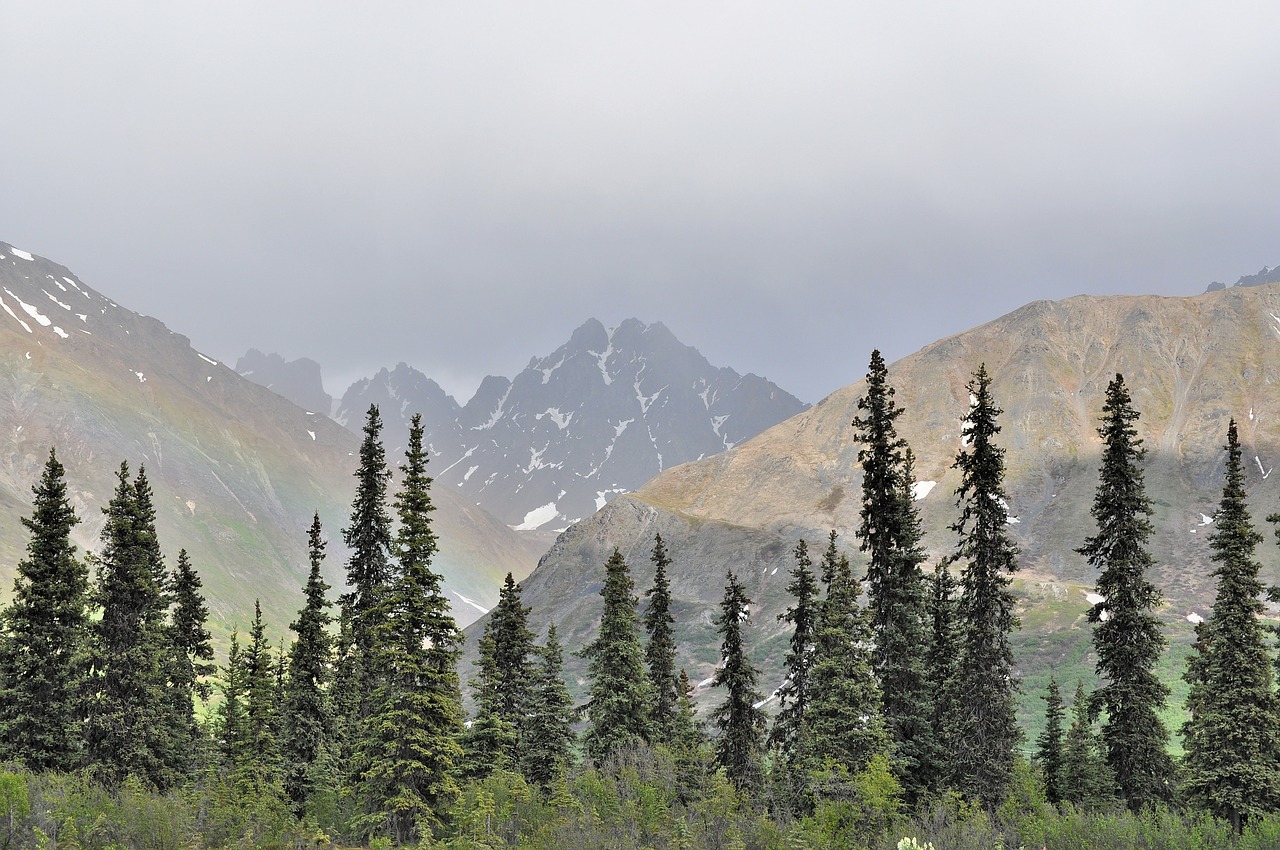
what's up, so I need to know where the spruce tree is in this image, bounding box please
[1034,676,1065,805]
[672,668,707,802]
[853,351,932,798]
[770,539,819,773]
[0,448,89,772]
[581,548,654,763]
[923,560,961,793]
[1061,682,1114,809]
[808,532,890,774]
[521,625,576,791]
[85,462,175,789]
[644,533,680,739]
[1078,373,1171,809]
[217,629,248,767]
[1181,420,1280,830]
[242,600,285,795]
[167,549,214,773]
[353,414,464,844]
[949,365,1021,804]
[283,514,335,811]
[341,404,394,712]
[466,572,534,774]
[712,571,765,795]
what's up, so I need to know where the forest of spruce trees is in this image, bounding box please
[6,357,1280,848]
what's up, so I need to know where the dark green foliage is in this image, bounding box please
[1078,373,1171,809]
[217,629,247,766]
[808,532,891,775]
[282,513,335,812]
[1182,420,1280,830]
[467,571,535,776]
[770,539,819,774]
[924,559,961,793]
[672,668,707,796]
[582,548,654,764]
[711,571,765,795]
[341,404,394,710]
[84,463,176,789]
[522,625,577,790]
[853,350,933,800]
[0,449,88,772]
[352,414,464,843]
[166,549,214,772]
[1062,681,1115,809]
[328,605,362,769]
[241,600,285,796]
[1034,676,1065,804]
[950,365,1021,805]
[644,533,680,739]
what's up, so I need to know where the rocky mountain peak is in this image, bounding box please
[335,318,808,532]
[234,349,332,415]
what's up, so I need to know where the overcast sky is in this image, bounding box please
[5,3,1280,404]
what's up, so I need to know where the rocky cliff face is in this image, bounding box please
[234,349,333,415]
[478,285,1280,708]
[337,318,808,531]
[0,241,543,634]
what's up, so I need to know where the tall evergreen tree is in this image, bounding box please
[770,539,819,772]
[283,513,335,811]
[167,549,214,772]
[808,533,890,774]
[1061,682,1114,809]
[1034,676,1066,805]
[923,560,961,793]
[1078,374,1171,809]
[217,629,248,767]
[84,462,175,789]
[521,625,576,791]
[242,600,284,795]
[341,404,394,711]
[353,414,464,844]
[0,448,89,772]
[1182,420,1280,830]
[644,533,680,739]
[581,548,654,763]
[466,572,535,775]
[949,365,1021,804]
[853,351,932,798]
[712,571,765,795]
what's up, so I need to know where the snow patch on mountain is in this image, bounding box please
[515,502,559,531]
[5,289,52,327]
[912,480,937,500]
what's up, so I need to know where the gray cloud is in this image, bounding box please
[5,2,1280,404]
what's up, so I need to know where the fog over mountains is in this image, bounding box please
[0,241,544,632]
[242,318,807,532]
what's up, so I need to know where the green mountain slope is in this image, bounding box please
[471,285,1280,734]
[0,241,544,638]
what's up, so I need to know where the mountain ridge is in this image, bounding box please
[0,241,543,635]
[469,283,1280,715]
[334,316,808,531]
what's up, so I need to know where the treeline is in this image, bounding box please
[3,355,1280,848]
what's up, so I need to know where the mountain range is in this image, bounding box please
[13,232,1280,740]
[479,284,1280,721]
[330,318,808,532]
[0,241,544,635]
